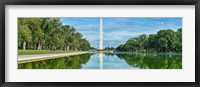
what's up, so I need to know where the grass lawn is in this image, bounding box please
[18,50,77,55]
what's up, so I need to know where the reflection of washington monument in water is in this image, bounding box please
[99,53,103,69]
[99,17,103,69]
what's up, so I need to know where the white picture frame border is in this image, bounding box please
[5,5,195,82]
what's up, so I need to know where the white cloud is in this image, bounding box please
[104,30,150,40]
[154,21,174,29]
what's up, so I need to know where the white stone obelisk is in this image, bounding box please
[99,17,103,50]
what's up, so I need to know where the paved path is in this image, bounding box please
[18,51,91,64]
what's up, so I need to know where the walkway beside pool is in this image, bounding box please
[18,51,92,64]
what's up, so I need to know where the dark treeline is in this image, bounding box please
[104,46,115,51]
[18,18,90,51]
[116,28,182,53]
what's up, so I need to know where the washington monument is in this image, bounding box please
[99,17,103,50]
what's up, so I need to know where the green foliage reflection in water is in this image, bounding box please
[19,53,182,69]
[18,54,91,69]
[115,53,182,69]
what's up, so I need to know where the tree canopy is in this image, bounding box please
[18,18,91,51]
[116,28,182,53]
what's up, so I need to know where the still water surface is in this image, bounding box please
[18,53,182,69]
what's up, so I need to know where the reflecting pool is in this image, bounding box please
[18,53,182,69]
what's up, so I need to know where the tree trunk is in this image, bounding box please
[62,45,65,50]
[51,45,54,50]
[23,41,26,50]
[52,45,57,50]
[67,46,69,51]
[54,47,57,50]
[37,43,42,50]
[61,46,64,50]
[40,40,46,50]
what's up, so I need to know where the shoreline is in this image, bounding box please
[18,51,182,64]
[113,52,182,54]
[18,51,92,64]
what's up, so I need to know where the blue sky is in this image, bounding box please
[60,18,182,48]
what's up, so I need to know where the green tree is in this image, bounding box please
[18,18,91,51]
[175,28,182,52]
[18,24,32,50]
[116,28,182,53]
[18,19,32,50]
